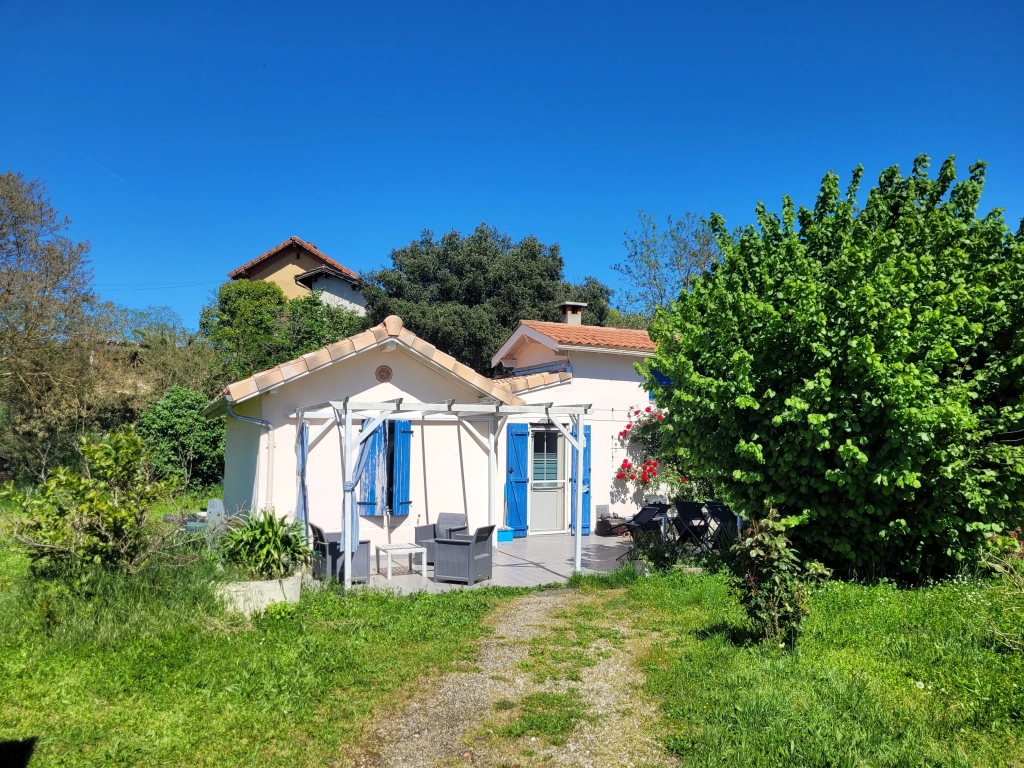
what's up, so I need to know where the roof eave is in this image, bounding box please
[555,344,656,357]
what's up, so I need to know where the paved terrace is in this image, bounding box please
[361,534,631,594]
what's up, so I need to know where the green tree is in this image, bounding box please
[645,155,1024,577]
[199,281,364,383]
[0,172,101,476]
[613,211,721,318]
[362,224,619,373]
[137,386,224,488]
[199,280,291,383]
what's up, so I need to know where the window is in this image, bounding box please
[532,431,560,482]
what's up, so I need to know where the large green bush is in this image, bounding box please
[0,429,168,580]
[646,155,1024,576]
[137,385,224,488]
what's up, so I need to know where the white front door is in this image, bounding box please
[530,429,565,532]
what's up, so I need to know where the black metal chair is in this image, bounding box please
[704,502,740,549]
[433,525,495,585]
[627,501,671,537]
[672,501,710,552]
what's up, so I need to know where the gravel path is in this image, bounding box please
[346,589,675,768]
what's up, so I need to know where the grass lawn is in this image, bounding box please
[575,569,1024,767]
[0,541,523,767]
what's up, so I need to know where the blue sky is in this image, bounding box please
[2,0,1021,327]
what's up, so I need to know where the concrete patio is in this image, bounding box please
[360,533,631,593]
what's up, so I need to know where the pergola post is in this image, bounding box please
[573,412,585,572]
[342,405,353,591]
[487,416,496,550]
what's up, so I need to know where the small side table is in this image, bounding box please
[375,543,427,585]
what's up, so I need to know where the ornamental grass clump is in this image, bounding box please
[729,507,830,642]
[219,510,311,580]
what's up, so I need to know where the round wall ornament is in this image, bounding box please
[375,365,393,383]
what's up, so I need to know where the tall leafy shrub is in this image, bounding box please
[0,429,168,580]
[137,386,224,488]
[646,155,1024,576]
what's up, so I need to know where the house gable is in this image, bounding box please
[228,236,361,301]
[205,315,523,414]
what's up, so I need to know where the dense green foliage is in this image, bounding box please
[729,509,830,640]
[362,224,621,373]
[0,429,168,580]
[137,386,224,488]
[574,568,1024,767]
[647,155,1024,576]
[0,541,521,767]
[200,280,365,382]
[219,510,311,580]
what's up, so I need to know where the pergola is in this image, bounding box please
[291,398,592,589]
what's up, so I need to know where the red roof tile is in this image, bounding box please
[520,321,655,352]
[227,236,360,282]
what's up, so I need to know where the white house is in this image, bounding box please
[205,304,654,550]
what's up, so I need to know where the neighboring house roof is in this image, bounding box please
[205,316,523,413]
[294,264,360,289]
[491,320,655,368]
[227,236,361,282]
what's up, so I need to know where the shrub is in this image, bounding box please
[729,508,830,641]
[137,385,224,488]
[645,154,1024,576]
[219,510,311,580]
[0,428,171,581]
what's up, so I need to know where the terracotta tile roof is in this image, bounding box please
[227,236,360,282]
[493,370,573,394]
[519,321,656,352]
[210,316,523,408]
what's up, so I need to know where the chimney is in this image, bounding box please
[557,301,588,325]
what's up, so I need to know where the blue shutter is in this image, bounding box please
[391,420,413,516]
[505,424,529,537]
[357,423,384,516]
[571,424,592,535]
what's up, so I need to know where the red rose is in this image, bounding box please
[656,414,664,421]
[652,470,657,476]
[645,406,652,413]
[621,459,629,468]
[680,476,687,483]
[653,461,659,467]
[616,472,626,479]
[630,474,636,480]
[626,423,632,429]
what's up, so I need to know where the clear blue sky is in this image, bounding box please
[2,0,1021,327]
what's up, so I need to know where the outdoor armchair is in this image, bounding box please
[310,523,370,583]
[433,525,495,585]
[414,513,468,565]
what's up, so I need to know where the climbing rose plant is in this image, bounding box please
[644,154,1024,577]
[614,404,702,499]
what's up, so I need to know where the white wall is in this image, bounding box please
[223,397,263,515]
[224,346,495,551]
[309,279,368,316]
[496,350,651,524]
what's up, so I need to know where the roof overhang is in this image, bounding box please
[491,324,558,368]
[295,265,360,289]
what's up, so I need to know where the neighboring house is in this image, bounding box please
[205,303,653,551]
[227,236,367,315]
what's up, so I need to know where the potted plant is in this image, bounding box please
[217,510,312,616]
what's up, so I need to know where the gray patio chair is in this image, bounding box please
[309,523,370,583]
[433,525,495,585]
[413,513,468,565]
